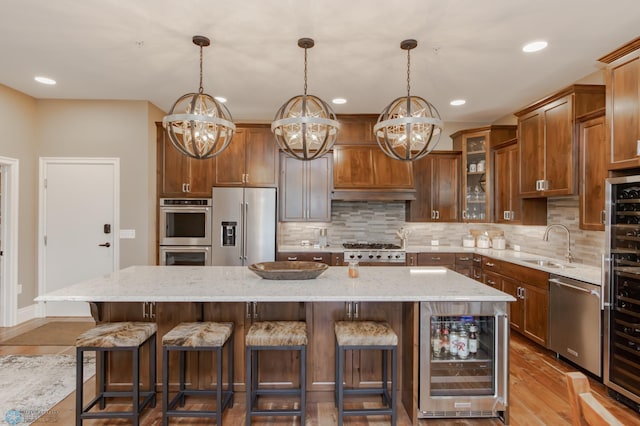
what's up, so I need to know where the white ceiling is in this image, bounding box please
[1,0,639,123]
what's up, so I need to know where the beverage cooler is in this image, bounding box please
[604,175,640,410]
[419,301,509,422]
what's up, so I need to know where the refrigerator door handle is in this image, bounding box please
[244,202,249,260]
[239,202,244,260]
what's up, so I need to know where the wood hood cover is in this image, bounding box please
[332,146,416,201]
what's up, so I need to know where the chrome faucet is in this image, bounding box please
[542,224,573,263]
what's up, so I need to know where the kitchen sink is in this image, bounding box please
[522,259,574,269]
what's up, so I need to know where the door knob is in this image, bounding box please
[99,242,111,247]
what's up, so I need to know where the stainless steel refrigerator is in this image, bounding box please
[604,175,640,411]
[211,187,276,266]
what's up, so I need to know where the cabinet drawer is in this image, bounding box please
[483,270,502,290]
[417,253,456,266]
[482,257,549,289]
[276,252,331,265]
[455,253,473,265]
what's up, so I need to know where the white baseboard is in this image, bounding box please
[16,304,39,324]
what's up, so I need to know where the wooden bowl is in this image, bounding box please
[248,261,328,280]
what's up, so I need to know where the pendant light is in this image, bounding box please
[162,35,235,160]
[374,39,443,162]
[272,38,340,161]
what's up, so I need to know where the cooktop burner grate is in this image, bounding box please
[342,243,402,250]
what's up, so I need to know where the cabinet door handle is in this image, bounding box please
[245,174,249,184]
[521,287,526,299]
[474,271,481,279]
[345,302,352,320]
[435,210,440,219]
[245,302,252,319]
[601,210,606,224]
[503,210,509,220]
[487,279,496,286]
[353,302,359,320]
[252,301,259,319]
[149,302,155,319]
[485,262,495,267]
[287,256,298,261]
[431,257,441,261]
[473,257,481,263]
[409,257,415,266]
[142,302,148,319]
[312,256,323,261]
[431,210,436,219]
[458,257,470,261]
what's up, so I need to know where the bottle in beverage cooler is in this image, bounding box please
[458,329,469,359]
[449,323,459,356]
[441,324,450,356]
[469,325,478,356]
[431,323,441,358]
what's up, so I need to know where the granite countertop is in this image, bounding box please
[277,245,602,285]
[34,265,514,303]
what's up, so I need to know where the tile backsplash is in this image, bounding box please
[278,196,605,267]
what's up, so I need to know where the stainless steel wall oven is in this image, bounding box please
[159,246,211,266]
[159,198,212,246]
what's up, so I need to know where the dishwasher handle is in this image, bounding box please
[549,278,600,297]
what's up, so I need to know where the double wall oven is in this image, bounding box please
[159,198,212,266]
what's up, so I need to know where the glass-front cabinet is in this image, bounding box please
[452,126,517,224]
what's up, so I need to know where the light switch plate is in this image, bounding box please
[120,229,136,239]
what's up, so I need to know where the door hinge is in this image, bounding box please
[44,235,47,246]
[44,178,47,189]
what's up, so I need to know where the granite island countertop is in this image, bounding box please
[34,265,515,303]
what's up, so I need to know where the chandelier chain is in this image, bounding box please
[303,47,308,96]
[198,44,204,94]
[406,48,411,98]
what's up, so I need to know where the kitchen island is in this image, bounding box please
[36,265,514,424]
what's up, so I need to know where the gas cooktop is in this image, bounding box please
[342,243,402,250]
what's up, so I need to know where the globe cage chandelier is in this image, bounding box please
[162,35,236,160]
[271,38,340,161]
[374,39,443,162]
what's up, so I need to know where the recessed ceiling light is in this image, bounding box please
[450,99,466,106]
[332,98,347,105]
[522,41,548,53]
[34,76,56,85]
[214,96,227,103]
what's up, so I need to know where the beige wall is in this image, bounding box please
[0,87,162,310]
[0,84,39,308]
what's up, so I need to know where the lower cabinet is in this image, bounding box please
[480,258,549,347]
[276,251,331,265]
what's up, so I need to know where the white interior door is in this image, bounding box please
[39,158,119,317]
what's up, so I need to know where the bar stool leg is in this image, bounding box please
[98,350,106,409]
[392,347,397,426]
[162,346,169,426]
[150,333,157,408]
[337,345,345,426]
[228,333,234,408]
[300,345,306,425]
[245,346,252,426]
[76,348,83,426]
[132,346,140,426]
[382,349,389,405]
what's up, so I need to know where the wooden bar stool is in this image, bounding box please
[245,321,307,425]
[162,322,234,425]
[75,322,157,426]
[334,320,398,426]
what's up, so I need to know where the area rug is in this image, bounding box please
[0,321,95,346]
[0,354,95,425]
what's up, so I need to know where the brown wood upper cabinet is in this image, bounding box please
[406,152,460,222]
[214,125,278,187]
[335,114,377,145]
[492,139,546,225]
[515,85,605,198]
[598,37,640,170]
[452,126,517,223]
[579,110,606,230]
[157,122,216,197]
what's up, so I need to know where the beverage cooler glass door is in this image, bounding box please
[419,301,508,420]
[604,175,640,406]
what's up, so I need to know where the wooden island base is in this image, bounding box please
[91,301,421,423]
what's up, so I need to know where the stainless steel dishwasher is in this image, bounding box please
[549,275,602,377]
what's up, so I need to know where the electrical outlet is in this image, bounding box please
[513,245,521,252]
[17,284,22,294]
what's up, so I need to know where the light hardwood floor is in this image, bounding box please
[1,318,639,425]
